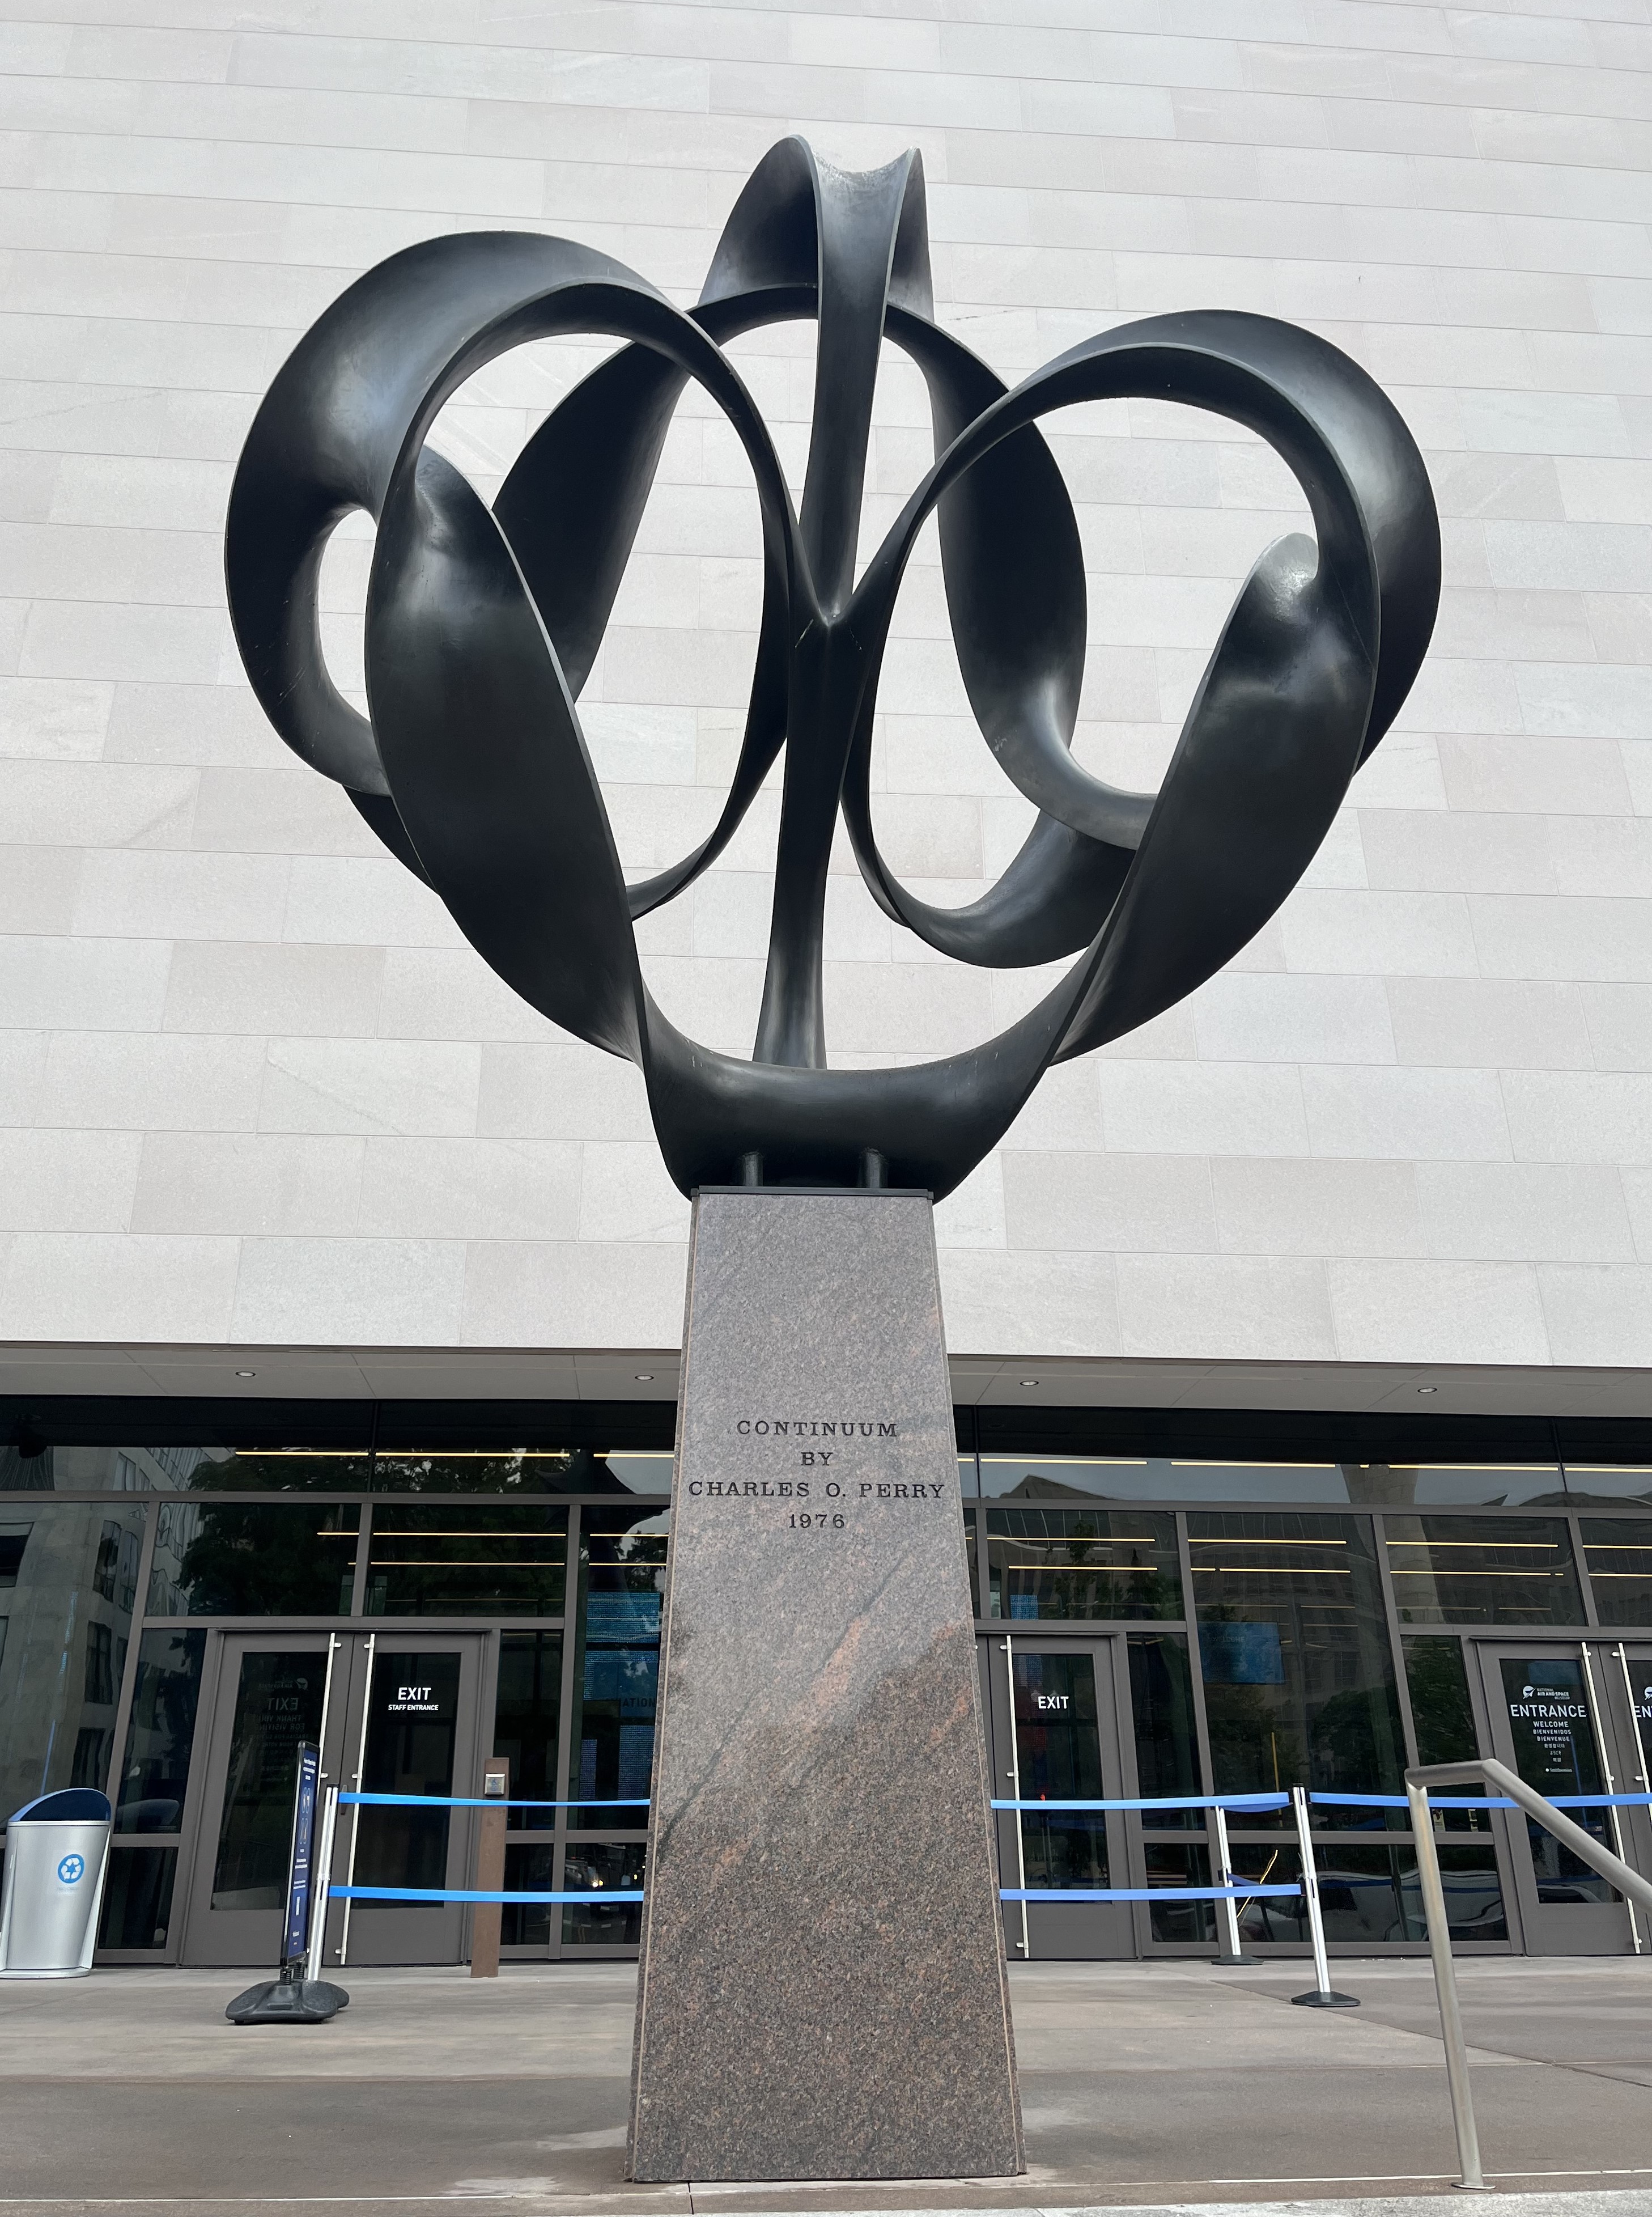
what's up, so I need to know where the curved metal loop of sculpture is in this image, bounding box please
[226,137,1440,1199]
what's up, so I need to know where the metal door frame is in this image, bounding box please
[315,1628,490,1971]
[175,1630,342,1968]
[982,1629,1138,1962]
[1470,1636,1636,1956]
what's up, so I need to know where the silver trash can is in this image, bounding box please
[0,1788,113,1978]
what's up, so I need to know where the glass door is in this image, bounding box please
[1591,1639,1652,1919]
[180,1633,343,1966]
[1475,1643,1636,1955]
[984,1635,1133,1960]
[324,1633,487,1969]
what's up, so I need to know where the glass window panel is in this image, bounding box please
[149,1502,357,1617]
[1318,1847,1417,1945]
[1145,1841,1213,1943]
[963,1507,977,1615]
[354,1650,461,1899]
[1230,1843,1480,1948]
[9,1445,235,1493]
[957,1455,979,1498]
[1581,1519,1652,1625]
[495,1631,562,1832]
[1128,1632,1202,1827]
[210,1651,328,1909]
[369,1449,671,1494]
[98,1846,179,1951]
[0,1442,55,1491]
[1190,1512,1406,1800]
[988,1508,1179,1621]
[366,1505,567,1617]
[983,1458,1346,1503]
[1425,1846,1509,1943]
[570,1508,666,1826]
[562,1842,645,1945]
[1233,1842,1305,1940]
[0,1499,146,1817]
[1354,1466,1565,1508]
[1564,1467,1652,1508]
[115,1629,206,1833]
[1402,1635,1493,1833]
[1385,1515,1582,1626]
[976,1458,1568,1508]
[502,1842,555,1946]
[182,1448,373,1492]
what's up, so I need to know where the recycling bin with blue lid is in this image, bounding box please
[0,1788,112,1977]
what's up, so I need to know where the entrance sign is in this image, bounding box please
[627,1191,1022,2181]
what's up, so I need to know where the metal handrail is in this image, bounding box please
[1407,1757,1652,2190]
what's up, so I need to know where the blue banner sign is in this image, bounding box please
[282,1741,320,1969]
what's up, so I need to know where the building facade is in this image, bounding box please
[4,0,1652,1965]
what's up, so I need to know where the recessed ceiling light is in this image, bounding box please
[1416,1385,1437,1395]
[1019,1378,1039,1387]
[635,1373,654,1382]
[235,1370,256,1379]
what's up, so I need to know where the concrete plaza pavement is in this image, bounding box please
[0,1957,1649,2214]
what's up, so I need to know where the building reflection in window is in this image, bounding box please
[1385,1515,1582,1626]
[494,1630,562,1834]
[1580,1520,1652,1625]
[1562,1467,1652,1507]
[563,1842,646,1946]
[114,1628,206,1833]
[568,1507,666,1837]
[1190,1512,1405,1801]
[0,1499,146,1818]
[987,1508,1179,1621]
[1349,1466,1564,1508]
[1130,1631,1211,1937]
[1230,1842,1505,1945]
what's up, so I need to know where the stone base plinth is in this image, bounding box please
[625,1189,1023,2182]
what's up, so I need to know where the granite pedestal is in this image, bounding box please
[626,1189,1023,2183]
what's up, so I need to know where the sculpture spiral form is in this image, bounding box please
[226,138,1440,1200]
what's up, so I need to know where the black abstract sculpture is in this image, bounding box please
[227,139,1439,1200]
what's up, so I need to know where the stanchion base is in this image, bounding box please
[226,1978,349,2024]
[1216,1953,1265,1966]
[1290,1988,1360,2009]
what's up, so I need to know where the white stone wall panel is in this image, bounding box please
[1,0,1649,1372]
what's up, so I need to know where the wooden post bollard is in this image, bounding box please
[470,1756,510,1978]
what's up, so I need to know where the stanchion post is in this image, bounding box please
[1406,1780,1489,2191]
[470,1757,511,1978]
[306,1784,339,1983]
[1289,1785,1358,2009]
[1210,1801,1259,1966]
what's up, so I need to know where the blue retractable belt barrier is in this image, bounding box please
[1310,1790,1652,1811]
[332,1885,644,1904]
[991,1792,1289,1813]
[1001,1883,1301,1903]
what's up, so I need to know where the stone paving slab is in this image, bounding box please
[2,1962,1651,2209]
